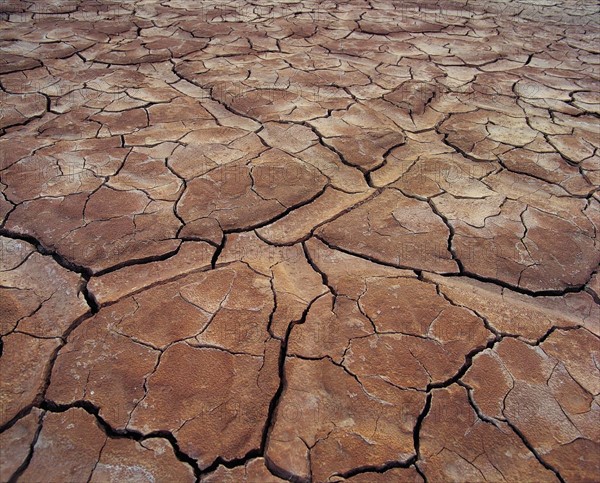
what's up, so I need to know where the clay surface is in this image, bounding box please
[0,0,598,481]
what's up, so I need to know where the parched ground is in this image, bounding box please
[0,0,599,481]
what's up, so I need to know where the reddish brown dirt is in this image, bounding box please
[1,1,599,481]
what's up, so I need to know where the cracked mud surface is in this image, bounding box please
[0,0,599,481]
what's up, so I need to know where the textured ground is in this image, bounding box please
[0,0,599,482]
